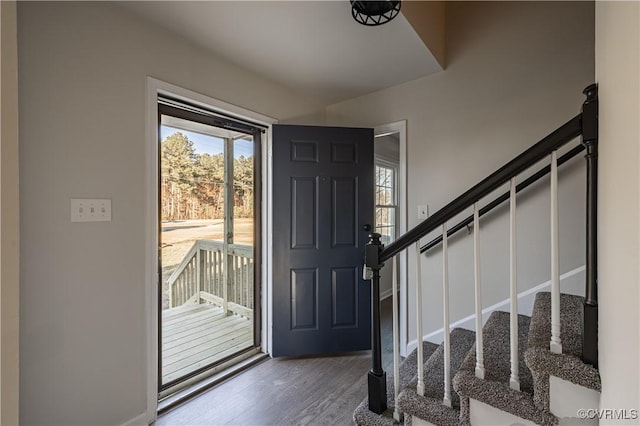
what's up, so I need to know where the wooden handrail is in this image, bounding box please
[420,144,586,254]
[378,113,582,264]
[167,241,202,285]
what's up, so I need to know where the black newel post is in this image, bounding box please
[582,83,598,368]
[365,232,387,414]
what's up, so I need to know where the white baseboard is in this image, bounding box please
[119,412,148,426]
[380,288,393,301]
[406,265,585,353]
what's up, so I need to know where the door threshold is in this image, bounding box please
[158,349,268,415]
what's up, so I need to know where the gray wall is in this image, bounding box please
[17,2,320,425]
[326,1,595,345]
[1,1,20,424]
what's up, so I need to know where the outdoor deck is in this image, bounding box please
[161,303,253,385]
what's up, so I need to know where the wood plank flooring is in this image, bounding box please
[162,304,253,385]
[156,297,394,425]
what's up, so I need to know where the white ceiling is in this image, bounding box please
[119,1,442,105]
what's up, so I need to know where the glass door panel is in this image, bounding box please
[159,110,256,392]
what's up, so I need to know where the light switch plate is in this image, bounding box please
[71,198,112,222]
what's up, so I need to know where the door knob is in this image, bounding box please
[362,224,372,232]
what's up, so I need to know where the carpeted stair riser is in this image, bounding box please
[397,328,476,426]
[525,292,601,412]
[353,341,439,426]
[453,311,558,425]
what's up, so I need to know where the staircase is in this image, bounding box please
[355,85,600,425]
[354,292,601,425]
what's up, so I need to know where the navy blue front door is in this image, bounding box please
[272,124,374,357]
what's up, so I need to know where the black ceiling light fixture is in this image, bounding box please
[350,1,401,27]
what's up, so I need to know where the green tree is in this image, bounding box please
[233,155,254,218]
[160,131,255,221]
[161,132,197,220]
[195,153,225,219]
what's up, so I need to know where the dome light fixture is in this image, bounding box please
[350,1,401,27]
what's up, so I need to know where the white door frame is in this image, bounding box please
[145,77,276,422]
[374,120,409,356]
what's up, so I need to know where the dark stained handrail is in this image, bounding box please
[378,114,582,264]
[420,144,586,254]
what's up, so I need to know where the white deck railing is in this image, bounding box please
[167,240,253,318]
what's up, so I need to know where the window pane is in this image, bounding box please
[375,206,396,243]
[375,162,397,242]
[383,187,391,205]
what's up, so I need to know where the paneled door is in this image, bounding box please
[272,125,374,356]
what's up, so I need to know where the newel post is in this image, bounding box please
[582,83,598,368]
[365,232,387,414]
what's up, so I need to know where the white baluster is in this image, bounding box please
[392,256,401,422]
[442,222,452,407]
[474,203,485,379]
[415,241,425,396]
[550,151,563,354]
[509,178,520,391]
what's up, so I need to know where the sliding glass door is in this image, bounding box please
[158,100,261,393]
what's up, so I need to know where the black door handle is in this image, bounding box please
[362,224,372,232]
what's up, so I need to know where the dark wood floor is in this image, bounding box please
[156,297,395,426]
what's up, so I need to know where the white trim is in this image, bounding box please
[374,120,408,356]
[406,265,586,351]
[469,399,537,426]
[374,155,399,171]
[549,375,600,421]
[119,412,148,426]
[145,78,159,424]
[411,415,437,426]
[380,288,393,301]
[145,77,276,421]
[264,114,275,356]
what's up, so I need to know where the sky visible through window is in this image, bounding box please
[161,125,253,158]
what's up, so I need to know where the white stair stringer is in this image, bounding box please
[549,375,600,424]
[410,415,437,426]
[469,398,537,426]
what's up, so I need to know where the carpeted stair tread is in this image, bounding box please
[397,391,461,426]
[354,341,439,426]
[457,311,534,393]
[401,341,440,389]
[397,328,476,426]
[525,292,601,411]
[454,311,557,425]
[527,292,584,357]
